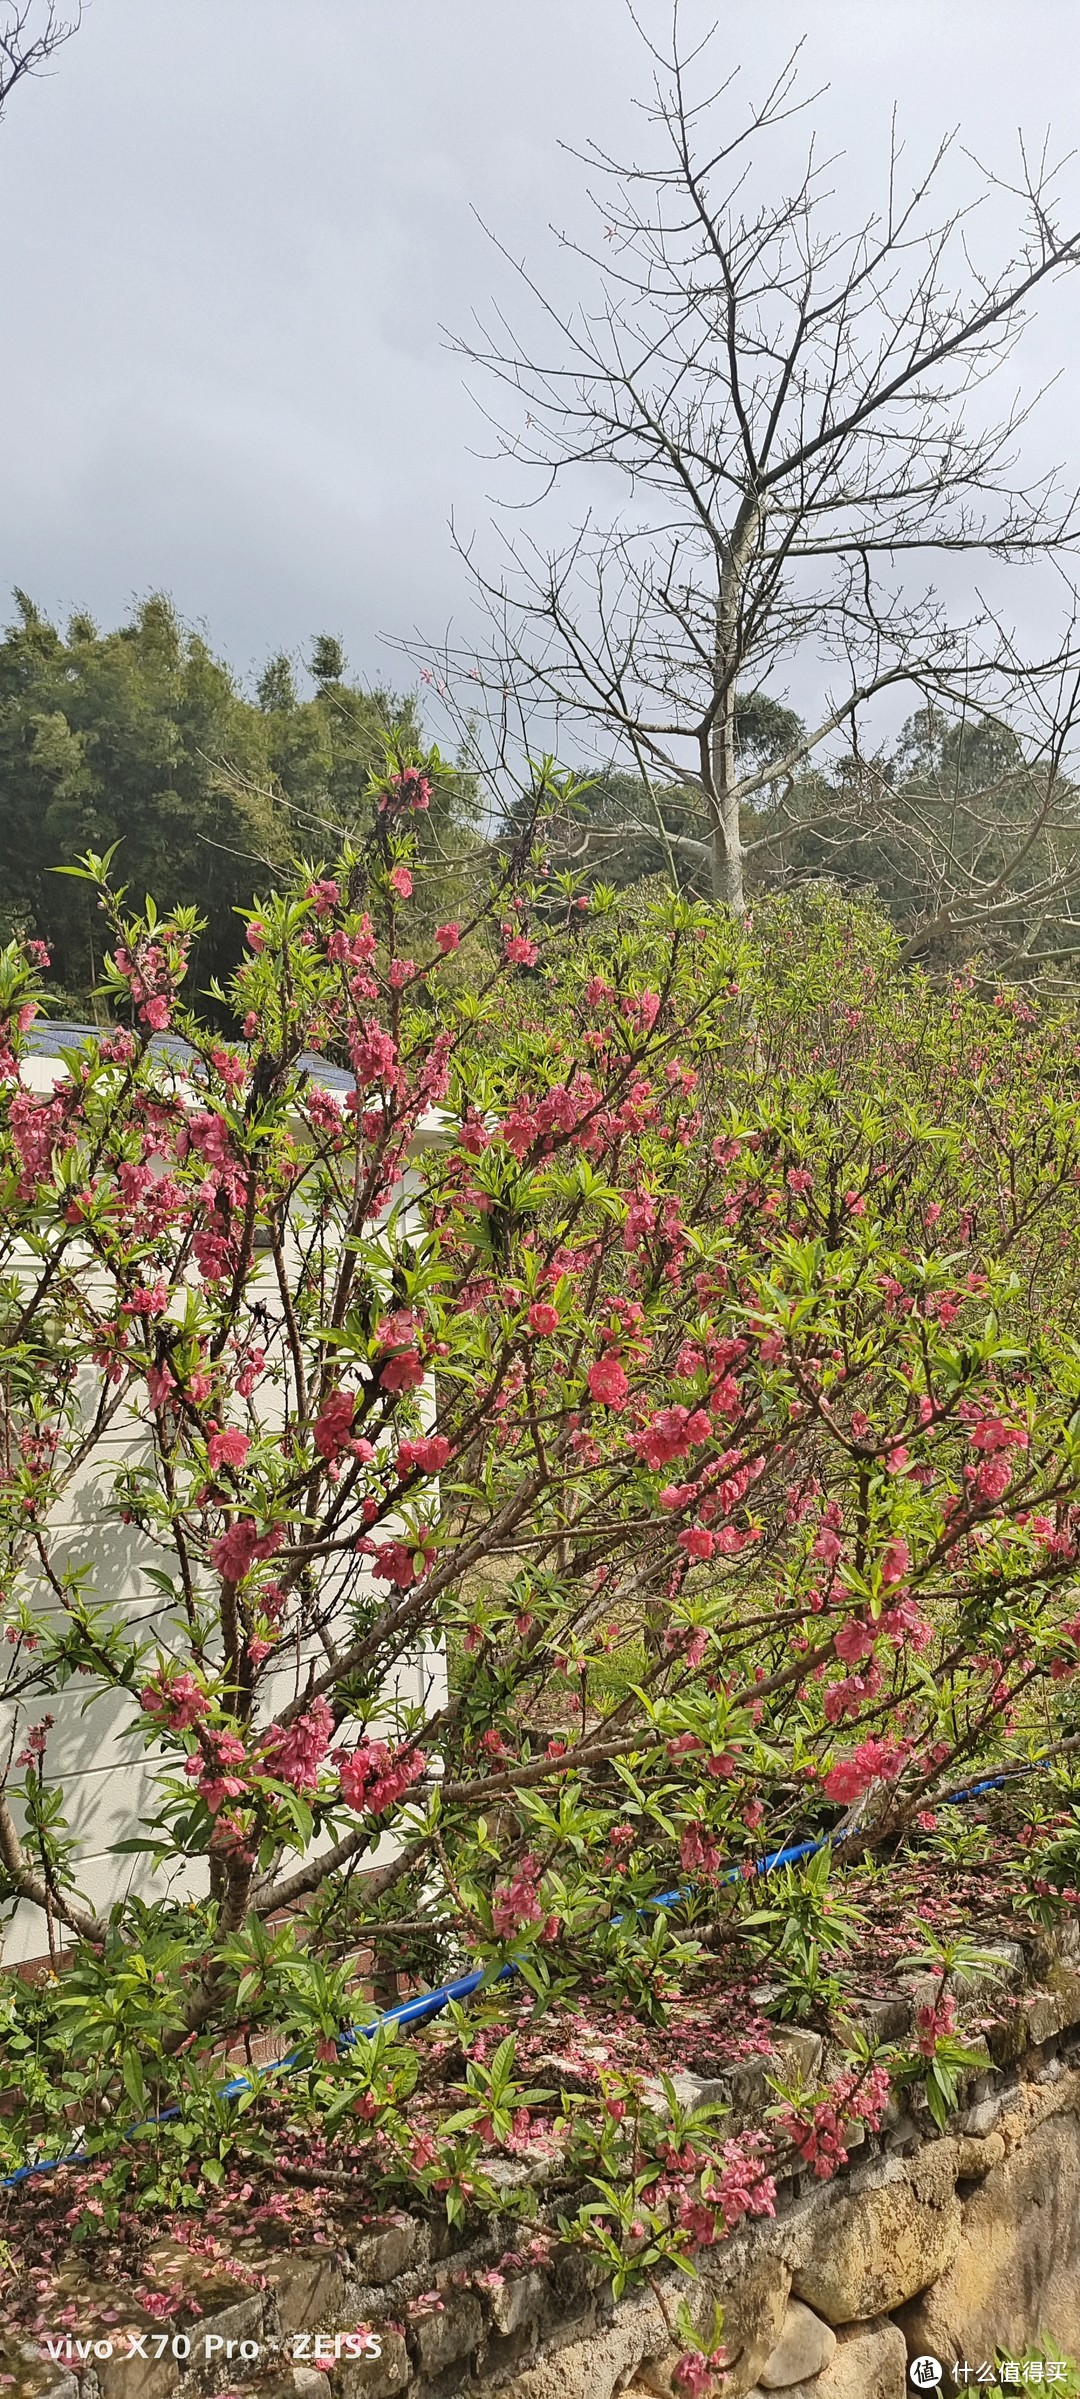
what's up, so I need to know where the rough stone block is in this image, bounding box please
[410,2291,483,2377]
[758,2298,836,2388]
[0,2347,80,2399]
[839,1994,911,2045]
[741,2313,906,2399]
[955,2132,1005,2179]
[334,2329,410,2399]
[663,2254,791,2399]
[198,2295,266,2356]
[348,2215,423,2286]
[141,2240,257,2323]
[896,2107,1080,2370]
[489,2269,549,2338]
[642,2071,729,2120]
[263,2255,345,2336]
[956,2094,1002,2137]
[791,2163,961,2323]
[97,2349,180,2399]
[499,2294,669,2399]
[771,2030,823,2085]
[262,2371,331,2399]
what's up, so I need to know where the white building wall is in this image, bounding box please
[0,1048,446,1965]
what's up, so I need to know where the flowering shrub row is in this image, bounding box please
[1,762,1080,2293]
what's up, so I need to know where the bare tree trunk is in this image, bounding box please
[707,500,761,910]
[709,674,743,909]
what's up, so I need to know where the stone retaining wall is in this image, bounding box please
[8,1923,1080,2399]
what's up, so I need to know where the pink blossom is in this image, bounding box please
[672,2355,719,2398]
[15,1714,53,1767]
[588,1353,629,1409]
[974,1453,1013,1502]
[633,1405,712,1472]
[915,1993,956,2057]
[527,1302,560,1336]
[208,1428,250,1473]
[622,990,661,1034]
[397,1434,451,1474]
[146,1362,177,1409]
[314,1389,358,1461]
[679,1824,723,1880]
[504,934,540,968]
[388,866,413,899]
[879,1538,910,1586]
[127,1281,168,1318]
[678,1526,715,1562]
[880,1594,933,1651]
[141,1672,208,1732]
[833,1618,875,1665]
[969,1415,1027,1454]
[371,1533,434,1589]
[435,922,461,954]
[379,1345,425,1395]
[261,1698,335,1793]
[350,1021,398,1086]
[209,1518,283,1583]
[337,1740,426,1815]
[492,1852,546,1938]
[824,1737,905,1804]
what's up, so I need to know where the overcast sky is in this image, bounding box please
[3,0,1080,709]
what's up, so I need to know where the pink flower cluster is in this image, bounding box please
[634,1405,712,1472]
[588,1353,629,1409]
[261,1697,335,1793]
[207,1427,250,1474]
[15,1714,54,1767]
[379,766,431,814]
[397,1434,451,1474]
[140,1671,209,1732]
[369,1529,434,1589]
[492,1851,558,1941]
[337,1740,426,1815]
[313,1389,375,1464]
[915,1992,957,2057]
[208,1518,283,1583]
[184,1727,247,1813]
[777,2064,889,2180]
[672,2351,728,2397]
[823,1736,906,1803]
[376,1311,427,1395]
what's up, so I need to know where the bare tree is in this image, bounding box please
[0,0,81,117]
[446,9,1080,930]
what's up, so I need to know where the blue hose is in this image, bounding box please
[0,1789,1011,2191]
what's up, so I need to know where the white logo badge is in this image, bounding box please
[909,2364,943,2392]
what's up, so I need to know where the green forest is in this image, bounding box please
[0,593,479,1010]
[2,586,1078,1014]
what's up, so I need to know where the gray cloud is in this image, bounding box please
[1,0,1078,714]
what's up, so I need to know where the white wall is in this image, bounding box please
[0,1049,446,1964]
